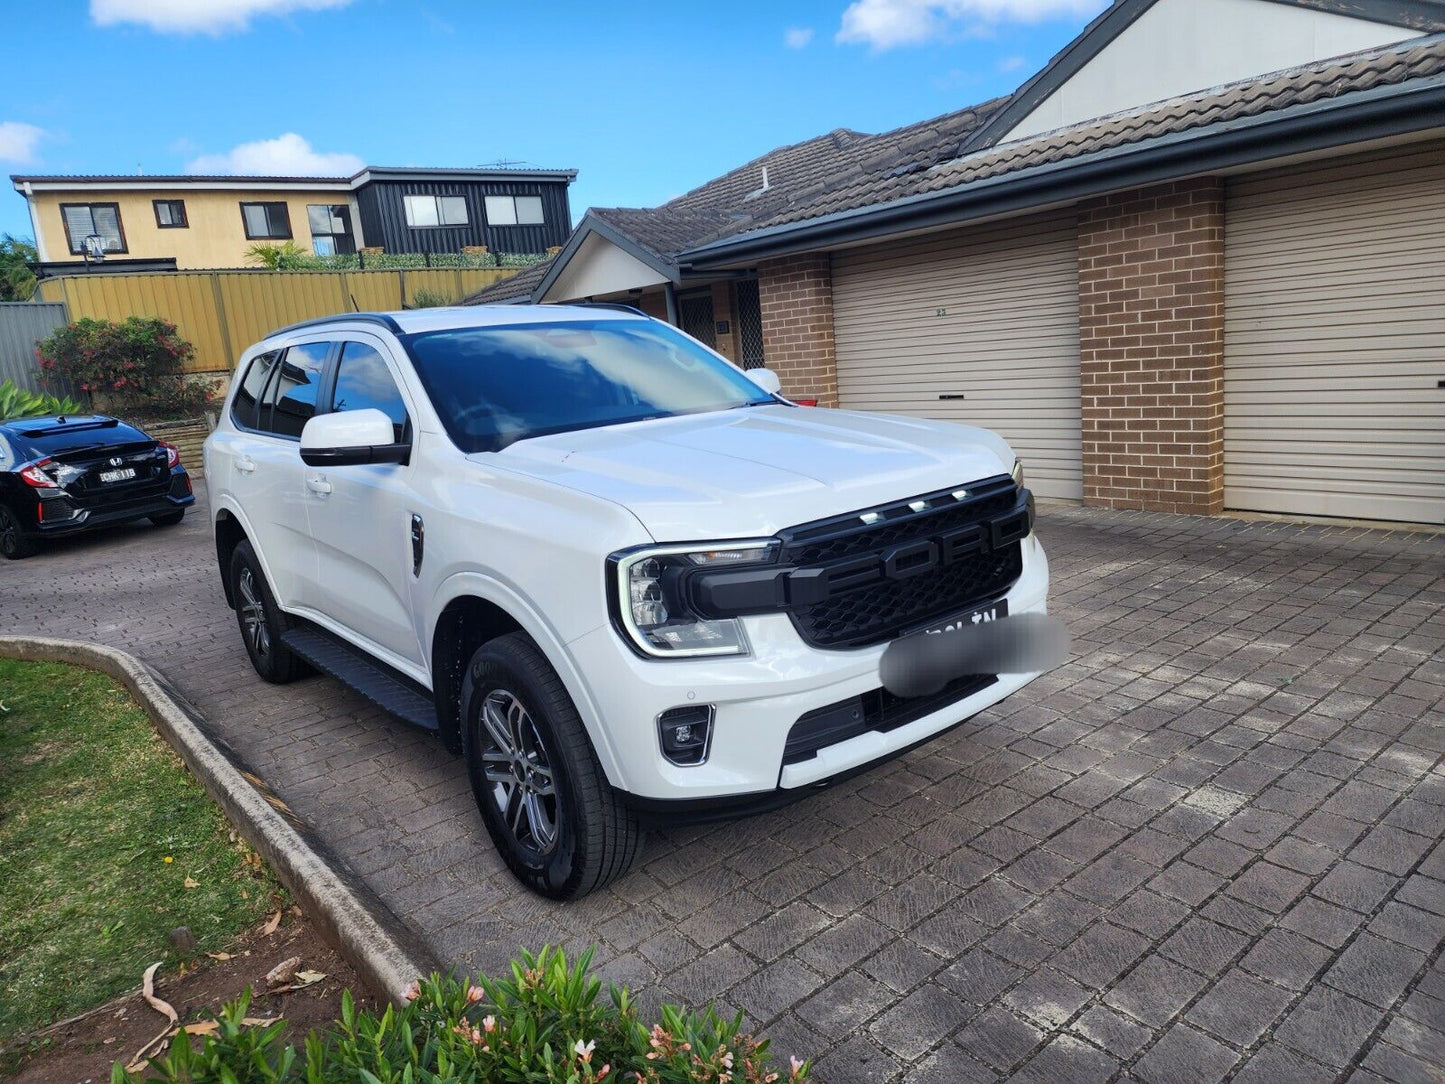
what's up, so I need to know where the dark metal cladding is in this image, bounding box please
[355,177,573,256]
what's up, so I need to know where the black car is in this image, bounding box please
[0,413,195,559]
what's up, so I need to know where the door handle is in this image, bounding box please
[235,455,256,474]
[306,475,332,495]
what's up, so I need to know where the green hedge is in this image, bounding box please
[116,947,810,1083]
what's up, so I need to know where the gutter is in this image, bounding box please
[680,74,1445,269]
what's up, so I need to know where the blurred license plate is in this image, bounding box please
[99,467,136,483]
[920,598,1008,637]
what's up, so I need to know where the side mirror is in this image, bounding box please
[745,367,782,395]
[300,409,409,467]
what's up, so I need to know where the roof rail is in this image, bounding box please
[268,312,404,338]
[548,300,648,317]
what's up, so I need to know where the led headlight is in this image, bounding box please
[1011,458,1025,489]
[610,541,776,658]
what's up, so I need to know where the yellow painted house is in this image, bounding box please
[11,166,577,271]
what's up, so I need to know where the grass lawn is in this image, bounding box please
[0,657,279,1042]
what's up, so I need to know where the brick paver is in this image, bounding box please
[3,485,1443,1080]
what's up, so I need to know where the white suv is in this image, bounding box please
[205,305,1049,899]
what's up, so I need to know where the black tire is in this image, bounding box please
[149,509,185,527]
[460,632,644,900]
[228,540,308,684]
[0,504,38,560]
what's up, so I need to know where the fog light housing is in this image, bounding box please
[657,704,714,766]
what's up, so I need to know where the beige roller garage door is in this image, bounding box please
[833,211,1082,499]
[1224,143,1445,523]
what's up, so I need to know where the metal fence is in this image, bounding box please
[35,266,519,376]
[0,302,69,392]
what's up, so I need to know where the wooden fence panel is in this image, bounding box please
[34,267,518,376]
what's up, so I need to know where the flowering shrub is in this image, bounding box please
[35,317,211,422]
[116,947,810,1083]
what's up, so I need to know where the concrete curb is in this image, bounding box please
[0,635,438,1004]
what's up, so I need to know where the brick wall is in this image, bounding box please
[1078,179,1226,515]
[758,253,839,406]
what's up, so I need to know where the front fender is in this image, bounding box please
[429,571,627,791]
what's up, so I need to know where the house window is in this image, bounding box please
[153,199,188,229]
[60,203,126,255]
[240,201,292,240]
[307,204,354,255]
[403,194,468,228]
[483,195,544,226]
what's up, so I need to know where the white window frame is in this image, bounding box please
[484,195,545,227]
[403,194,468,228]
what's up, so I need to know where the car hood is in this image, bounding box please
[478,405,1015,540]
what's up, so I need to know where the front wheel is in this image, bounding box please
[0,504,38,560]
[461,632,644,900]
[228,540,308,684]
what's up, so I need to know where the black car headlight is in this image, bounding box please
[610,541,777,658]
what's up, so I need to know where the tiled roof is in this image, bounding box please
[463,257,555,304]
[464,30,1445,304]
[583,100,1005,265]
[740,33,1445,234]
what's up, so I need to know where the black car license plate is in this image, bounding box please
[99,467,136,483]
[916,598,1009,638]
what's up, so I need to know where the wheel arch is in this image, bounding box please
[429,574,625,786]
[214,507,248,609]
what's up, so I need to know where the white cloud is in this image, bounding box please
[998,54,1028,72]
[0,121,45,165]
[91,0,353,35]
[785,26,815,48]
[838,0,1104,49]
[186,133,363,176]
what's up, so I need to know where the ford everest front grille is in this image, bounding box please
[685,475,1032,651]
[777,476,1027,649]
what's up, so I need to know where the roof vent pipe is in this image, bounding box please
[744,165,771,201]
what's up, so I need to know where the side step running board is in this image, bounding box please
[280,625,438,731]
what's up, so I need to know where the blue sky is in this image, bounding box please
[1,0,1109,242]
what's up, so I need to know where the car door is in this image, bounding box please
[233,339,332,610]
[303,336,424,667]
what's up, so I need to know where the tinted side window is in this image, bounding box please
[231,350,281,430]
[266,342,331,439]
[330,342,409,443]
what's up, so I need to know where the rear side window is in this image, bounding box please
[329,342,409,443]
[231,350,281,430]
[266,342,332,439]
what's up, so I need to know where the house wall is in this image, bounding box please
[1077,179,1226,515]
[757,254,839,406]
[356,178,571,256]
[27,187,355,270]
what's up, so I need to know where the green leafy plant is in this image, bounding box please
[115,947,810,1083]
[407,287,455,308]
[0,234,38,301]
[244,241,312,270]
[0,379,83,421]
[35,317,211,422]
[498,252,552,268]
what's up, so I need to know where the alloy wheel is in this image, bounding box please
[237,566,271,658]
[478,688,559,854]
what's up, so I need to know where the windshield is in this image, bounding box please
[403,318,776,452]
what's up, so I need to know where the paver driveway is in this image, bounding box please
[3,483,1443,1082]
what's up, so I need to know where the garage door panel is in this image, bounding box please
[1224,143,1445,523]
[834,211,1082,500]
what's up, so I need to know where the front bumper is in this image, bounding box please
[33,468,194,536]
[566,532,1049,804]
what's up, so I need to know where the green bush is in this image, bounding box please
[498,252,552,268]
[0,379,84,421]
[117,947,809,1083]
[408,287,455,308]
[35,317,211,422]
